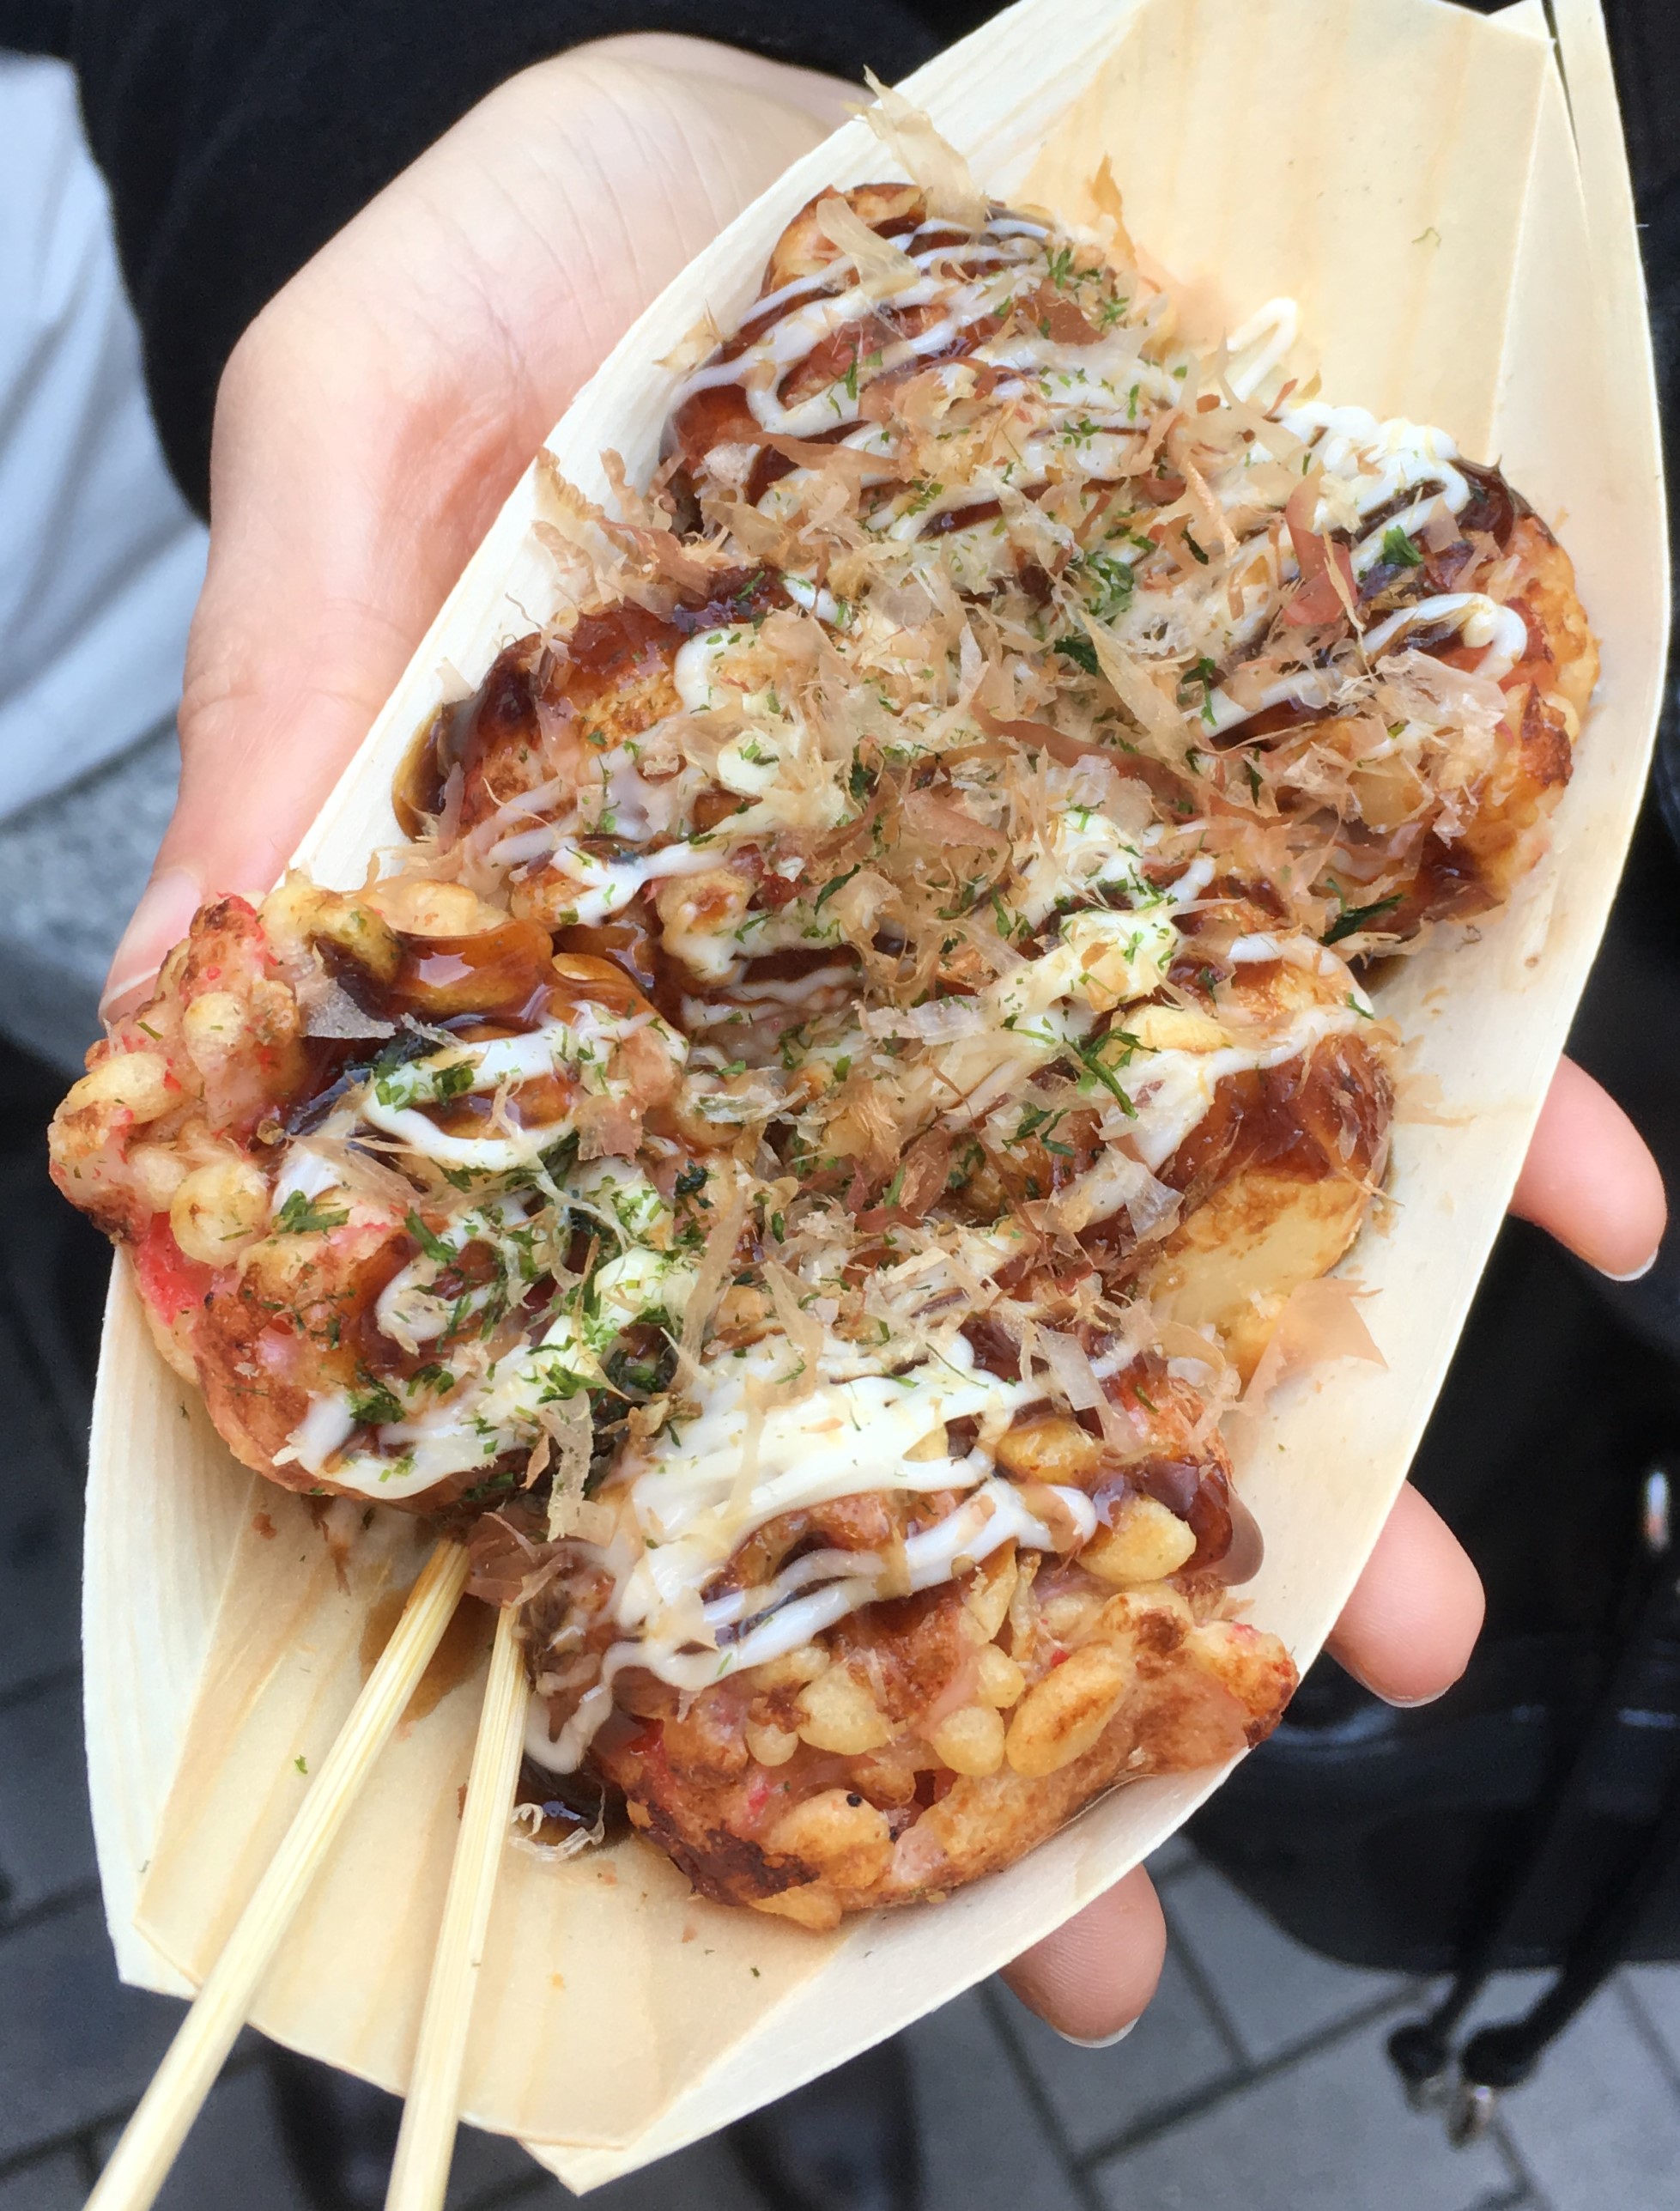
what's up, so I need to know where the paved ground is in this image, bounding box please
[4,1038,1680,2211]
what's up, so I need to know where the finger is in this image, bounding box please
[1009,1491,1481,2036]
[1510,1056,1665,1279]
[1000,1866,1166,2044]
[1325,1482,1484,1706]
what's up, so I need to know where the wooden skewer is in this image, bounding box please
[88,1538,472,2211]
[385,1601,531,2211]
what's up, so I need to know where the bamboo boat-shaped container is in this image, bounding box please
[82,0,1666,2185]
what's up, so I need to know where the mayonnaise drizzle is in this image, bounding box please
[356,1005,678,1173]
[267,192,1454,1730]
[525,1332,1101,1771]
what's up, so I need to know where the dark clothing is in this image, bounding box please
[3,0,994,512]
[6,0,1677,518]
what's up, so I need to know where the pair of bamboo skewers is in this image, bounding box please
[88,1536,529,2211]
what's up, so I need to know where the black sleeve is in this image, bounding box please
[9,0,967,514]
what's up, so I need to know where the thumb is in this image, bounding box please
[100,45,840,1016]
[100,512,415,1016]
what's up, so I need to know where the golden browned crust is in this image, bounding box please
[56,176,1597,1939]
[1146,1030,1395,1378]
[52,888,681,1512]
[1262,509,1597,945]
[587,1575,1295,1930]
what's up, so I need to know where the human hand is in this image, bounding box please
[100,33,852,1011]
[1006,1057,1665,2042]
[96,33,1667,2051]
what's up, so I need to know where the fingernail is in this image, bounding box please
[1057,2020,1137,2050]
[1602,1248,1661,1284]
[100,866,202,1023]
[1340,1661,1452,1709]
